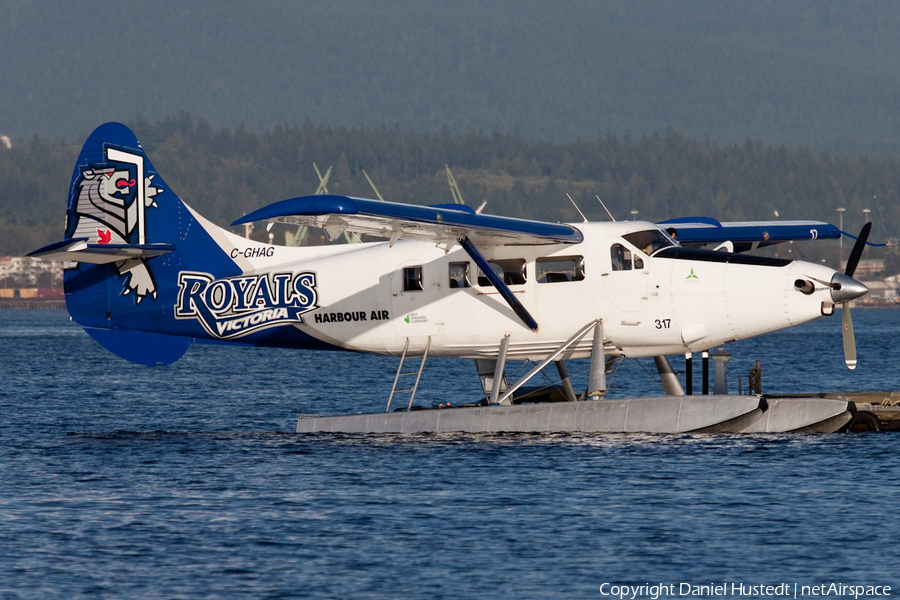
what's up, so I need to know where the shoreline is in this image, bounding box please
[0,300,65,309]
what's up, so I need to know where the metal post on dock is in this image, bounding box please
[711,353,731,395]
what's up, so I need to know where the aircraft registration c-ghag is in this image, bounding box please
[30,123,874,434]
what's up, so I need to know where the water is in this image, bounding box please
[2,309,899,599]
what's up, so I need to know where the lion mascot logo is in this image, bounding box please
[68,149,163,302]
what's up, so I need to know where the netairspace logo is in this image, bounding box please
[175,271,318,339]
[600,582,892,600]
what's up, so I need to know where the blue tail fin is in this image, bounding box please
[60,123,242,365]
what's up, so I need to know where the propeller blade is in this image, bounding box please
[842,302,857,369]
[844,222,871,278]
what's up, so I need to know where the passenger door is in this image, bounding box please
[390,261,441,337]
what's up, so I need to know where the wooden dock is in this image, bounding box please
[778,391,900,431]
[842,391,900,431]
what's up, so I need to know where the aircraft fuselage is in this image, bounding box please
[185,221,839,361]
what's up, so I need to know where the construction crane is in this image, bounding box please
[285,163,359,245]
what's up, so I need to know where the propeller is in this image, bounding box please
[838,222,872,369]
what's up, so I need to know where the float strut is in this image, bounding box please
[587,320,606,399]
[702,351,709,395]
[653,356,685,396]
[497,320,598,405]
[685,352,693,395]
[555,361,578,403]
[490,334,510,404]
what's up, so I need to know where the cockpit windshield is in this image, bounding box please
[623,229,678,256]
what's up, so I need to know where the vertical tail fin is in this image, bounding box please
[30,122,331,365]
[51,122,241,364]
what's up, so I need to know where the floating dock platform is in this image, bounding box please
[810,391,900,432]
[297,394,860,434]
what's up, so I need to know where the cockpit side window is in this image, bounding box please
[610,244,633,271]
[623,229,677,256]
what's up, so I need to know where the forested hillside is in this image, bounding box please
[3,1,900,155]
[1,115,895,269]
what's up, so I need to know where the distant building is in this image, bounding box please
[855,280,899,305]
[841,258,885,277]
[0,257,63,288]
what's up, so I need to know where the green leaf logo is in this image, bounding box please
[404,315,410,323]
[686,269,699,280]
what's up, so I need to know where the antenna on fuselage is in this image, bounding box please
[566,193,588,223]
[595,195,616,222]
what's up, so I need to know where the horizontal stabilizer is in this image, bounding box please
[28,239,175,264]
[658,218,840,252]
[233,195,583,246]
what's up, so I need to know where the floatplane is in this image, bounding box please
[31,123,875,434]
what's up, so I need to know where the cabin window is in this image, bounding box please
[477,258,527,286]
[610,244,633,271]
[536,256,585,283]
[449,262,471,288]
[403,266,424,291]
[623,229,676,256]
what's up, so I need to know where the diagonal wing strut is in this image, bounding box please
[458,236,538,332]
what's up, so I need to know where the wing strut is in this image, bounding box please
[458,236,538,331]
[496,320,600,404]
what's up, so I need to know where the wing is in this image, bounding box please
[232,195,583,247]
[657,217,840,252]
[234,195,584,332]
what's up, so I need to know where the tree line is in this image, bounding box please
[1,114,896,270]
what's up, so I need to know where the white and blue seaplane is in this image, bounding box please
[31,123,874,434]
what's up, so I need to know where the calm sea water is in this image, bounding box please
[2,309,899,599]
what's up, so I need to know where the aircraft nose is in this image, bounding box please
[830,272,868,303]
